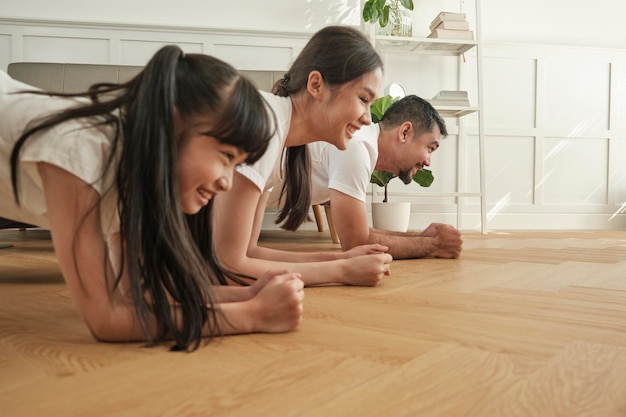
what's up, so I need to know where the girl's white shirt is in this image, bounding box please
[0,70,122,270]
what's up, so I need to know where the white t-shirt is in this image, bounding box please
[236,90,292,192]
[307,123,379,205]
[0,70,118,233]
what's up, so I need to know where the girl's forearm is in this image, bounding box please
[212,285,253,302]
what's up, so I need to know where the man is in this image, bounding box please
[274,95,462,260]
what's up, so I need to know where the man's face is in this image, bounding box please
[396,124,441,183]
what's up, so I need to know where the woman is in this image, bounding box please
[0,45,304,351]
[212,25,393,286]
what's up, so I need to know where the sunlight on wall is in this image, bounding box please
[566,114,607,137]
[544,140,570,161]
[609,202,626,221]
[487,194,511,221]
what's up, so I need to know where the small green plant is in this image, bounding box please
[370,94,434,202]
[362,0,414,28]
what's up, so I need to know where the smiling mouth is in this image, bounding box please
[347,124,359,136]
[197,188,214,202]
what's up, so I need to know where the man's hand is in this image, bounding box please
[420,223,463,258]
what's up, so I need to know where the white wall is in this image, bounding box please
[480,0,626,49]
[1,0,625,231]
[2,0,625,48]
[0,0,361,32]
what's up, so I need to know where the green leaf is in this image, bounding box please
[370,169,396,187]
[362,0,375,22]
[413,169,434,187]
[374,0,387,9]
[370,95,396,123]
[400,0,414,10]
[379,5,390,27]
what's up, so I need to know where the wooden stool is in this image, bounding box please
[312,201,340,244]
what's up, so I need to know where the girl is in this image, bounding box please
[212,25,394,286]
[0,45,304,351]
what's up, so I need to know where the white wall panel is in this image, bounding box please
[462,133,482,198]
[212,44,293,71]
[23,36,110,64]
[612,63,626,131]
[483,57,535,129]
[542,138,609,205]
[486,136,535,205]
[614,138,626,210]
[543,60,610,133]
[119,40,204,66]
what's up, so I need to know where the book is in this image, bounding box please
[427,29,474,40]
[430,20,470,31]
[429,12,467,32]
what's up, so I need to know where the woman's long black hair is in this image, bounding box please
[272,25,383,231]
[10,45,274,351]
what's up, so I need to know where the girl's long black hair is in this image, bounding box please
[272,25,383,231]
[10,45,274,351]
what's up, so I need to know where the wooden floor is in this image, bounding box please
[1,227,626,417]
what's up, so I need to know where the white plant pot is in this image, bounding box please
[371,202,411,232]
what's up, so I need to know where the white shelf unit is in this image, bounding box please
[366,1,487,234]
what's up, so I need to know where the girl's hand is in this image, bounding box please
[246,269,290,298]
[249,272,304,333]
[343,244,389,258]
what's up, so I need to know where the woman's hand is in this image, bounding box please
[340,253,393,286]
[342,243,389,258]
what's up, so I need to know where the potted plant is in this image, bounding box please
[362,0,414,38]
[369,94,434,231]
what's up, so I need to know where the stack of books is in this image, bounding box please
[428,90,470,107]
[427,12,474,40]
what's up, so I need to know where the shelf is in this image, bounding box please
[373,36,477,56]
[432,106,478,118]
[373,191,482,198]
[366,0,487,233]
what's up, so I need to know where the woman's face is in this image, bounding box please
[176,118,248,214]
[320,67,383,150]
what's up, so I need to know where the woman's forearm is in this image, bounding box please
[248,244,344,262]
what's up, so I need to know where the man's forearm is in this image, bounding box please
[367,228,437,259]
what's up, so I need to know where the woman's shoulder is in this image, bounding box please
[258,90,291,115]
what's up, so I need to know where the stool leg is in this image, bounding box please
[323,203,340,244]
[312,204,325,232]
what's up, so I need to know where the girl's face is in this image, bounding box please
[320,67,383,150]
[176,118,248,214]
